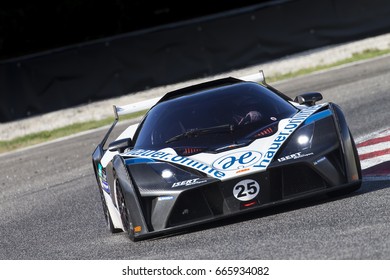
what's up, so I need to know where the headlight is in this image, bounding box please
[276,115,338,162]
[295,122,315,150]
[149,162,200,184]
[161,169,174,179]
[279,122,315,157]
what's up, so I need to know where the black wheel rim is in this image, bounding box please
[116,179,130,231]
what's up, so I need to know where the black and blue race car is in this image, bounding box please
[92,71,361,241]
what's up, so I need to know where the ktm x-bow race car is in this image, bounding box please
[92,71,361,241]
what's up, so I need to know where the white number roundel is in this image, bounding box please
[233,179,260,201]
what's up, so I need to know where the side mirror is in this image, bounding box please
[108,138,133,153]
[294,92,323,106]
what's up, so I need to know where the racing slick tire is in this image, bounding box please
[115,176,134,239]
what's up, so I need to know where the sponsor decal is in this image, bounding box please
[314,157,326,165]
[277,152,314,162]
[172,178,207,188]
[158,196,174,201]
[98,163,110,193]
[212,151,263,171]
[125,149,225,178]
[255,104,323,169]
[236,168,251,174]
[233,179,260,201]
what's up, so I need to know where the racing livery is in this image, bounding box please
[92,71,361,241]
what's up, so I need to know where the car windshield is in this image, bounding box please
[133,82,297,154]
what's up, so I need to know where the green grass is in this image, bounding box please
[267,48,390,82]
[0,110,146,154]
[1,48,390,154]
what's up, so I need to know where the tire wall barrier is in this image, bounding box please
[1,0,390,122]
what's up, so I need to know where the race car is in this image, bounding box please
[92,71,362,241]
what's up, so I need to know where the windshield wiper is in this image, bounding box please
[165,124,234,144]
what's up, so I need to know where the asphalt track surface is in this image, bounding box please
[1,55,390,260]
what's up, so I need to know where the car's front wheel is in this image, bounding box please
[328,131,362,197]
[115,178,134,238]
[96,178,122,233]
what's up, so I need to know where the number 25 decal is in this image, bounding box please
[233,179,260,201]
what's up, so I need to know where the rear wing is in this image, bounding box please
[114,97,161,118]
[113,70,266,117]
[240,70,266,84]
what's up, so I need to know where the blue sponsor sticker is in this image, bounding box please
[212,151,263,171]
[158,196,174,201]
[98,163,110,194]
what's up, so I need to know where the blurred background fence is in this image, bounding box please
[1,0,390,122]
